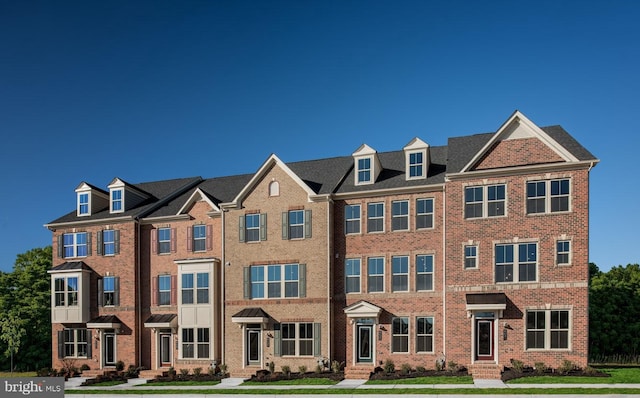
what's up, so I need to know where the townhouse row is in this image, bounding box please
[45,111,597,379]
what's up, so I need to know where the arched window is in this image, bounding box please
[269,181,280,197]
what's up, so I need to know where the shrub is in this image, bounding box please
[510,359,525,373]
[298,365,307,374]
[80,364,90,371]
[179,368,190,377]
[219,363,228,374]
[125,365,140,378]
[281,365,291,377]
[400,363,412,375]
[534,362,548,374]
[383,359,395,374]
[315,364,323,374]
[584,366,599,375]
[115,360,125,371]
[331,360,344,374]
[558,359,576,374]
[193,367,202,377]
[208,366,216,376]
[416,365,426,373]
[447,360,458,372]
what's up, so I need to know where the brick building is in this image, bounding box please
[45,111,597,379]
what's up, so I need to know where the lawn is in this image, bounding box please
[142,380,221,386]
[507,367,640,384]
[366,375,473,384]
[243,378,338,385]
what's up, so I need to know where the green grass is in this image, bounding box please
[507,367,640,384]
[85,380,126,386]
[141,380,221,386]
[366,375,473,384]
[0,372,37,377]
[243,378,337,385]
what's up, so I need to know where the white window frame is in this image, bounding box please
[495,242,538,283]
[391,317,409,353]
[251,264,299,299]
[356,156,373,184]
[158,274,171,306]
[181,327,210,359]
[556,239,571,266]
[526,178,571,214]
[288,210,305,240]
[367,257,385,293]
[391,200,409,231]
[192,224,206,252]
[54,276,79,307]
[345,204,361,235]
[281,322,314,357]
[63,232,88,258]
[391,256,409,292]
[77,193,89,216]
[464,184,506,219]
[526,309,571,350]
[158,228,171,254]
[416,198,434,230]
[111,188,124,213]
[367,202,385,233]
[407,151,425,179]
[416,316,434,353]
[63,328,89,358]
[464,245,478,269]
[416,254,434,291]
[245,214,261,242]
[345,258,361,294]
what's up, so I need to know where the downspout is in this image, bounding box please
[220,208,226,366]
[441,184,447,360]
[326,199,332,363]
[136,219,142,367]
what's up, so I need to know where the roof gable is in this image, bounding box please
[177,187,219,215]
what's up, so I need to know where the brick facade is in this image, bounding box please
[46,111,597,379]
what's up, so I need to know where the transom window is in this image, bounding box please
[63,232,88,258]
[182,272,209,304]
[54,276,78,307]
[416,254,434,291]
[416,317,434,353]
[63,329,89,358]
[392,317,409,353]
[416,198,434,229]
[464,245,478,269]
[281,322,313,356]
[392,256,409,292]
[111,189,123,212]
[408,152,424,178]
[345,205,361,234]
[345,258,361,293]
[526,310,570,350]
[78,193,89,215]
[464,184,506,219]
[527,179,570,214]
[182,327,210,359]
[367,203,384,233]
[557,240,571,265]
[357,157,372,183]
[192,225,206,252]
[367,257,384,293]
[251,264,299,299]
[392,200,409,231]
[495,242,537,283]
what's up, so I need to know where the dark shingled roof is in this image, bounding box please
[88,315,122,324]
[144,314,177,324]
[287,156,354,195]
[466,293,507,305]
[542,125,598,161]
[232,307,271,319]
[50,261,94,272]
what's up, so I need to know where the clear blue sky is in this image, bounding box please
[0,0,637,272]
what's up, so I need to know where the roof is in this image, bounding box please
[144,314,177,324]
[49,261,94,272]
[466,293,507,305]
[231,307,271,319]
[87,315,122,324]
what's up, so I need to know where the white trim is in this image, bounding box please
[177,188,220,215]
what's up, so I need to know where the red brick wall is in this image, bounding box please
[475,138,564,170]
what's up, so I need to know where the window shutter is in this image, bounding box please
[97,231,103,256]
[281,212,289,240]
[57,330,64,359]
[259,214,267,241]
[206,224,213,250]
[57,235,64,258]
[299,264,306,298]
[239,215,245,243]
[97,279,103,307]
[151,276,158,306]
[114,230,120,254]
[171,228,177,252]
[171,275,177,306]
[304,210,312,238]
[87,233,92,255]
[243,266,251,299]
[151,229,157,255]
[86,330,92,358]
[273,324,281,357]
[114,277,120,306]
[187,226,193,252]
[313,323,321,356]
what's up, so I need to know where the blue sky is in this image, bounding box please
[0,0,637,272]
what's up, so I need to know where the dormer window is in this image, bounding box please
[111,189,123,213]
[357,158,372,184]
[78,193,89,216]
[403,138,429,180]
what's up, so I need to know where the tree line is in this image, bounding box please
[0,246,637,370]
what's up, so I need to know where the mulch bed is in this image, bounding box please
[501,366,610,382]
[249,369,344,382]
[369,367,469,381]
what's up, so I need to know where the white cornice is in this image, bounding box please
[44,216,133,231]
[177,188,220,215]
[446,160,598,181]
[138,214,192,225]
[332,183,445,200]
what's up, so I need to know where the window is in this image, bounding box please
[464,245,478,269]
[288,210,304,239]
[192,225,206,252]
[245,214,262,242]
[249,264,302,299]
[392,256,409,292]
[269,181,280,196]
[345,205,361,234]
[158,228,171,254]
[54,276,78,307]
[367,257,384,293]
[408,152,424,178]
[158,275,171,306]
[416,254,434,291]
[416,317,434,353]
[367,203,384,233]
[464,184,505,218]
[557,240,571,265]
[103,276,116,306]
[392,317,409,353]
[182,273,209,304]
[99,229,118,256]
[527,179,570,214]
[78,193,89,216]
[345,258,361,293]
[182,328,210,359]
[495,242,537,283]
[63,329,89,358]
[63,232,88,258]
[111,189,123,212]
[281,323,314,356]
[526,310,570,350]
[416,198,434,229]
[357,157,371,184]
[282,210,311,240]
[392,200,409,231]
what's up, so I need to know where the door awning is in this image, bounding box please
[465,293,507,317]
[144,314,178,330]
[87,315,122,329]
[231,307,270,324]
[343,300,382,320]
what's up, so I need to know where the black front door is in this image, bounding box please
[356,324,373,363]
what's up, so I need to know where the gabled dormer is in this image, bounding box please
[352,144,381,186]
[403,137,430,180]
[107,178,150,214]
[75,182,109,217]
